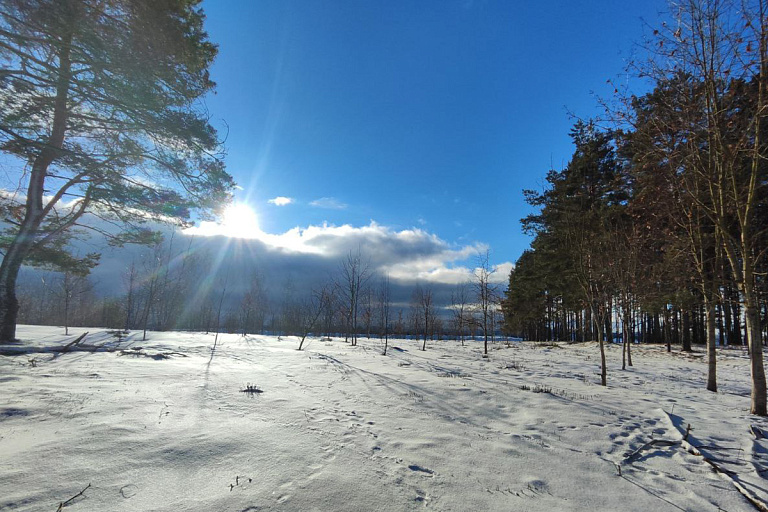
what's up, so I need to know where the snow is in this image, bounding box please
[1,326,766,511]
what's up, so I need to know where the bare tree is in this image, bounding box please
[394,309,405,339]
[251,271,268,334]
[156,233,197,331]
[408,297,421,342]
[361,286,374,339]
[235,271,266,336]
[200,300,215,334]
[474,250,498,355]
[320,282,338,339]
[413,284,435,351]
[378,275,392,355]
[122,261,139,331]
[153,230,177,331]
[239,291,256,337]
[336,248,371,346]
[279,275,299,336]
[213,270,230,348]
[297,285,333,350]
[54,270,92,335]
[139,242,164,341]
[451,282,471,346]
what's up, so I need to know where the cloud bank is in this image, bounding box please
[14,208,512,311]
[184,220,510,287]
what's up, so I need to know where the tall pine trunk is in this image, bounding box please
[0,27,73,343]
[0,246,27,341]
[706,298,717,392]
[622,302,631,371]
[593,305,607,386]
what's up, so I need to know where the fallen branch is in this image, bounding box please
[60,332,89,353]
[679,439,768,512]
[118,348,186,360]
[56,483,91,511]
[623,439,680,464]
[0,342,116,357]
[659,411,768,512]
[0,332,92,356]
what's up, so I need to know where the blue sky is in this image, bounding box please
[199,0,668,278]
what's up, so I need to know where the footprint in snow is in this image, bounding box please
[120,484,138,498]
[408,465,434,476]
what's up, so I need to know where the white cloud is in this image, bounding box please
[183,219,512,287]
[493,261,514,280]
[268,196,293,206]
[16,208,514,308]
[309,197,347,210]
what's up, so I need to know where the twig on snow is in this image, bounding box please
[56,483,91,511]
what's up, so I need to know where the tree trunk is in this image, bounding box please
[594,306,607,386]
[706,299,717,392]
[575,311,582,342]
[585,307,592,341]
[723,298,731,347]
[717,302,725,347]
[745,296,767,415]
[0,27,73,343]
[0,250,25,342]
[622,303,630,371]
[732,301,743,347]
[682,309,692,352]
[622,328,627,370]
[64,292,70,336]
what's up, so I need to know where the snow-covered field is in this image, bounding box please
[1,326,766,512]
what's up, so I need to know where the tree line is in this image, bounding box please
[501,0,768,415]
[17,241,504,351]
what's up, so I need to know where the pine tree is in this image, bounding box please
[517,122,625,385]
[0,0,234,341]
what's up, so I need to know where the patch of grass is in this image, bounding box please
[518,383,594,401]
[520,384,552,394]
[500,360,524,371]
[405,390,423,402]
[437,371,471,378]
[241,383,263,394]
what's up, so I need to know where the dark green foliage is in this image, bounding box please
[0,0,234,340]
[505,123,625,346]
[502,250,546,339]
[0,0,233,257]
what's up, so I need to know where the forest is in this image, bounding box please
[500,1,768,414]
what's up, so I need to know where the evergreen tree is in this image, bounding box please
[514,122,626,385]
[502,250,547,340]
[0,0,234,341]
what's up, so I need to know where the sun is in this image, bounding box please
[221,202,260,237]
